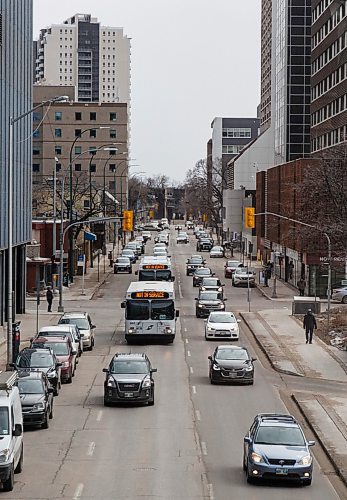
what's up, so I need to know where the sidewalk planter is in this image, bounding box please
[292,297,321,315]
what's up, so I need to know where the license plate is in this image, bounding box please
[124,392,134,398]
[275,468,288,475]
[229,373,237,378]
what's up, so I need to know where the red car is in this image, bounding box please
[224,260,244,278]
[31,336,76,383]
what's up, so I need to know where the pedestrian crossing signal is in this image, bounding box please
[244,207,255,229]
[123,210,133,232]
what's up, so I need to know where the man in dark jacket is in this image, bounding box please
[46,286,53,312]
[303,309,317,344]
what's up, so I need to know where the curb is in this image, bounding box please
[292,394,347,488]
[90,269,113,300]
[239,312,303,378]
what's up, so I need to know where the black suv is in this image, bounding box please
[195,290,226,318]
[193,267,214,287]
[17,371,54,429]
[197,237,213,252]
[13,348,62,396]
[186,256,205,276]
[208,345,255,384]
[103,353,157,406]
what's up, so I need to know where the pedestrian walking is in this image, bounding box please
[297,276,306,296]
[264,262,272,287]
[303,309,317,344]
[46,286,53,312]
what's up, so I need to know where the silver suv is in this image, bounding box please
[59,312,95,351]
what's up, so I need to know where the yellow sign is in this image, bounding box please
[143,264,167,270]
[123,210,134,232]
[244,207,255,229]
[149,210,154,219]
[131,291,169,299]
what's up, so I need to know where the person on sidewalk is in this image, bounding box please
[46,286,53,312]
[297,276,306,296]
[303,309,317,344]
[264,262,272,287]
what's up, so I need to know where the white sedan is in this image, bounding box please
[210,246,224,258]
[204,311,240,340]
[332,286,347,304]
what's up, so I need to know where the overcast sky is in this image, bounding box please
[33,0,261,183]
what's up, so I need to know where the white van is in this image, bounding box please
[0,372,23,491]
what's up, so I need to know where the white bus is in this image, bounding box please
[121,281,179,343]
[136,256,174,282]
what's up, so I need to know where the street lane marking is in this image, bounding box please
[195,409,201,421]
[201,441,208,455]
[192,385,197,394]
[73,483,84,499]
[208,483,214,500]
[185,338,189,344]
[184,327,187,332]
[87,441,95,456]
[178,284,183,298]
[96,410,103,422]
[187,350,191,357]
[190,366,194,374]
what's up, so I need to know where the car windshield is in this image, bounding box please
[18,379,44,394]
[202,279,218,286]
[0,407,9,436]
[122,250,133,256]
[43,342,69,356]
[227,261,241,267]
[139,270,172,282]
[216,349,248,360]
[60,318,90,330]
[209,313,236,323]
[117,258,130,263]
[255,426,306,446]
[196,269,211,276]
[212,247,222,251]
[110,360,148,374]
[189,259,202,264]
[200,292,221,301]
[17,351,53,368]
[151,300,175,320]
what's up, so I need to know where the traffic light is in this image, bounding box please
[123,210,134,232]
[244,207,255,229]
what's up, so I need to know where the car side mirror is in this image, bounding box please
[121,301,125,309]
[212,273,215,276]
[204,319,207,322]
[237,319,241,323]
[30,337,34,342]
[151,368,157,373]
[308,440,315,447]
[224,298,228,301]
[56,362,62,367]
[14,424,22,437]
[175,310,180,318]
[92,325,96,329]
[251,358,257,362]
[244,436,252,444]
[208,355,212,360]
[222,283,225,286]
[71,350,77,356]
[195,298,198,300]
[48,387,54,393]
[102,368,109,373]
[171,277,175,282]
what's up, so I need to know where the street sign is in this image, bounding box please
[77,255,85,267]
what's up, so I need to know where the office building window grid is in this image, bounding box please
[222,128,252,138]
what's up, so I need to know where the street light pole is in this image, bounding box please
[7,95,69,369]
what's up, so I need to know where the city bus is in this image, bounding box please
[121,281,179,343]
[136,256,174,282]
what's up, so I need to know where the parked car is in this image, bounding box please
[204,311,240,340]
[186,257,205,276]
[103,353,156,406]
[332,286,347,303]
[58,312,96,351]
[114,256,132,274]
[121,249,136,264]
[210,246,224,258]
[17,370,54,429]
[13,348,62,396]
[243,414,315,485]
[193,267,214,287]
[30,336,76,384]
[195,290,226,318]
[224,260,244,278]
[232,268,256,287]
[199,277,224,293]
[208,345,255,384]
[36,324,82,361]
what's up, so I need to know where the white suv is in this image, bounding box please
[59,312,95,351]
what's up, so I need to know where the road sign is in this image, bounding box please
[77,255,85,267]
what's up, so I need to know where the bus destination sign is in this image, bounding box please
[131,291,169,299]
[143,264,167,270]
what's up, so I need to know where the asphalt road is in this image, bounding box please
[3,230,344,499]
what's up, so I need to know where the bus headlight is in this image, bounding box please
[128,327,136,334]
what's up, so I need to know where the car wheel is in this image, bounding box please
[148,388,155,406]
[342,296,347,304]
[246,464,254,484]
[242,454,247,471]
[66,370,73,384]
[302,478,312,486]
[129,269,132,274]
[53,384,59,397]
[205,334,210,341]
[104,398,111,407]
[232,281,236,287]
[114,269,117,274]
[92,336,95,347]
[15,445,23,474]
[3,465,14,491]
[49,403,54,419]
[42,412,49,429]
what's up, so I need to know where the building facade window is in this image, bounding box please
[75,112,82,120]
[110,112,117,121]
[32,163,40,172]
[110,129,117,138]
[54,111,62,120]
[75,146,82,154]
[90,112,97,120]
[222,127,252,138]
[75,164,82,172]
[55,146,62,155]
[222,145,244,154]
[75,129,82,138]
[55,128,62,138]
[90,164,96,173]
[90,129,97,138]
[33,146,40,155]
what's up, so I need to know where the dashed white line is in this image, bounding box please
[192,385,197,394]
[184,327,187,332]
[195,409,201,421]
[178,284,183,298]
[87,441,95,456]
[96,410,103,422]
[73,483,84,499]
[208,483,214,500]
[201,441,208,455]
[185,338,189,344]
[187,350,191,357]
[190,366,194,374]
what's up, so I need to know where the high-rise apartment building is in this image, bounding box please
[311,0,347,153]
[34,13,131,105]
[260,0,273,132]
[0,0,33,324]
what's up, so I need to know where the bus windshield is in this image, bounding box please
[139,270,172,281]
[127,300,150,320]
[151,300,175,320]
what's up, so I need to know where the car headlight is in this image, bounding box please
[62,361,70,368]
[142,377,151,388]
[166,328,172,334]
[33,402,45,411]
[83,332,90,339]
[0,449,11,462]
[244,365,253,371]
[251,452,264,463]
[218,287,223,292]
[219,304,225,309]
[207,326,214,331]
[201,287,206,291]
[107,378,115,387]
[212,363,220,371]
[298,454,312,466]
[47,370,56,378]
[198,304,204,308]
